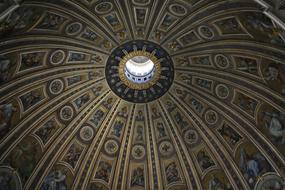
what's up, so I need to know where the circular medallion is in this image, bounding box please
[49,79,64,95]
[50,50,66,65]
[215,84,230,99]
[205,110,218,125]
[169,4,187,16]
[80,125,94,142]
[132,0,151,6]
[131,145,146,159]
[104,139,119,155]
[254,173,284,190]
[106,40,174,103]
[95,2,113,14]
[184,129,199,145]
[66,22,83,35]
[0,166,22,190]
[159,141,174,156]
[60,106,74,121]
[198,26,214,39]
[215,54,230,69]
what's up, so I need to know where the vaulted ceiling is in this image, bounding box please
[0,0,285,189]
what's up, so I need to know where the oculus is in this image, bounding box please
[119,50,161,89]
[106,40,174,103]
[0,166,22,190]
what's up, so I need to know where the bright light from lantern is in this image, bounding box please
[124,56,155,84]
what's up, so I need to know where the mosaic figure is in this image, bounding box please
[20,89,43,111]
[105,13,120,29]
[0,103,17,135]
[0,166,21,190]
[74,94,90,109]
[41,169,68,190]
[0,7,37,35]
[111,121,124,138]
[160,14,177,31]
[192,56,211,66]
[215,17,244,35]
[179,31,199,46]
[95,161,112,183]
[165,162,180,184]
[181,74,192,85]
[190,98,204,114]
[37,12,65,30]
[174,112,188,130]
[239,148,271,187]
[234,57,259,76]
[0,55,14,83]
[135,125,144,141]
[195,78,212,91]
[197,150,215,171]
[67,76,81,86]
[136,110,144,121]
[263,111,285,145]
[90,109,105,128]
[102,98,113,109]
[35,118,59,144]
[7,138,41,184]
[118,106,128,118]
[218,123,242,147]
[208,175,233,190]
[263,63,285,95]
[63,143,83,168]
[157,122,167,138]
[233,92,258,116]
[68,52,86,62]
[152,107,161,118]
[92,86,103,97]
[81,28,103,43]
[131,167,144,187]
[20,52,45,71]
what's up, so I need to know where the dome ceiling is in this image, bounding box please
[0,0,285,189]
